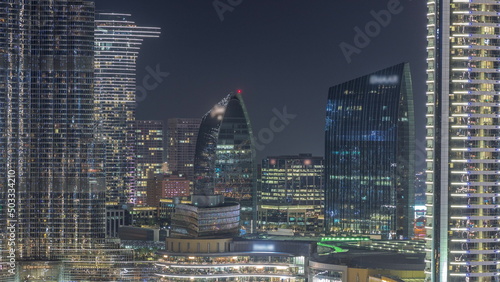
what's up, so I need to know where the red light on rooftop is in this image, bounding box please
[237,89,242,94]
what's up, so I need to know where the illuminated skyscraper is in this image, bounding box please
[94,13,160,205]
[135,120,164,206]
[325,63,414,239]
[0,3,162,280]
[167,118,200,181]
[425,1,500,280]
[194,92,256,229]
[0,0,107,274]
[258,154,324,232]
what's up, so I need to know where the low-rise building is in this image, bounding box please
[309,238,425,282]
[155,239,314,281]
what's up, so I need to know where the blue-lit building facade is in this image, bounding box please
[194,92,256,230]
[325,63,415,239]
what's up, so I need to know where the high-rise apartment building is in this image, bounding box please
[425,1,500,280]
[94,13,160,205]
[167,118,200,181]
[258,154,324,233]
[194,92,256,229]
[135,120,164,206]
[325,63,415,239]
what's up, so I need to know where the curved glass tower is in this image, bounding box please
[425,1,500,280]
[325,63,415,239]
[194,93,256,229]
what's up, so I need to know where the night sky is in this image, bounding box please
[95,0,427,169]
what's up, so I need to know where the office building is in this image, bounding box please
[159,174,191,199]
[194,92,256,229]
[146,173,191,207]
[135,120,165,206]
[94,13,160,205]
[325,63,415,239]
[106,205,126,238]
[128,206,158,226]
[259,154,324,233]
[167,118,201,181]
[425,1,500,280]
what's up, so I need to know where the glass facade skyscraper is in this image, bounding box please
[94,13,160,205]
[194,93,256,229]
[325,63,415,239]
[425,1,500,280]
[0,0,112,278]
[258,154,324,232]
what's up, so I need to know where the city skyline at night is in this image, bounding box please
[93,0,427,163]
[0,0,447,281]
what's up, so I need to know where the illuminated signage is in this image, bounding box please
[253,244,275,252]
[369,75,399,85]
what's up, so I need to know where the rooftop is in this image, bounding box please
[313,247,425,271]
